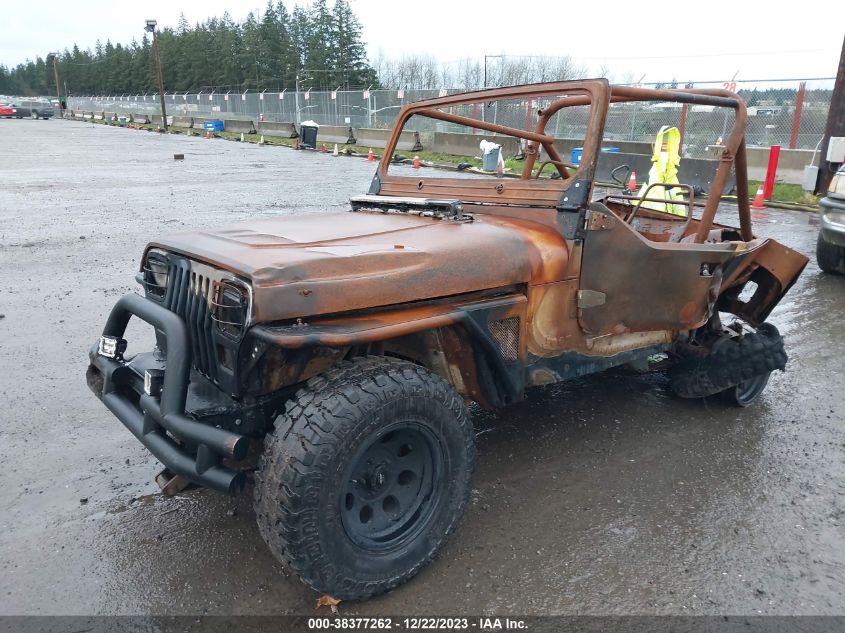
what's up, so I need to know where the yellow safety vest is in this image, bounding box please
[637,125,685,216]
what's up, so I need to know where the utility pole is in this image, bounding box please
[145,19,167,131]
[816,34,845,194]
[47,52,63,117]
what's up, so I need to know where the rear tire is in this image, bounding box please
[670,322,785,403]
[817,233,845,274]
[254,356,475,600]
[721,371,771,407]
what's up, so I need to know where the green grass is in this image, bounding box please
[747,181,818,206]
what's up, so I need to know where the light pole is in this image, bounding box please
[482,55,504,124]
[47,52,63,117]
[483,54,504,89]
[145,19,167,130]
[295,73,305,128]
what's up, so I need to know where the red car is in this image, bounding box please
[0,104,15,117]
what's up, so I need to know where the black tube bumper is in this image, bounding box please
[87,293,248,495]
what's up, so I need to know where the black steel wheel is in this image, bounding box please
[722,371,771,407]
[254,356,475,600]
[341,424,442,551]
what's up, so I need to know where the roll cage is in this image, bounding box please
[374,78,752,245]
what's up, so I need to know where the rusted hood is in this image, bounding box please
[148,211,568,322]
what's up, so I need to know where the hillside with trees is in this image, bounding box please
[0,0,376,96]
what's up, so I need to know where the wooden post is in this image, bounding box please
[789,81,806,150]
[816,35,845,194]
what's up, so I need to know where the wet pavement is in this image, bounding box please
[0,118,843,616]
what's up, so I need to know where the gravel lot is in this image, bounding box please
[1,118,843,617]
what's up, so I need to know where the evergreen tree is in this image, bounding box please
[2,1,378,95]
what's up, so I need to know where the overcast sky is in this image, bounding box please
[2,0,843,84]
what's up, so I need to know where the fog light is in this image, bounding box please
[144,369,164,397]
[98,335,127,360]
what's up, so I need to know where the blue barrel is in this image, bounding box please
[203,119,225,132]
[571,146,619,166]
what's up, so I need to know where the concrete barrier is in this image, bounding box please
[93,112,104,121]
[83,112,94,121]
[594,151,734,194]
[316,125,355,145]
[104,112,118,122]
[431,132,521,158]
[150,114,174,127]
[257,121,298,138]
[171,115,193,128]
[705,145,819,185]
[224,119,256,134]
[132,113,150,124]
[356,128,422,151]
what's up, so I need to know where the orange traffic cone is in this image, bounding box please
[751,185,766,210]
[627,170,637,192]
[412,155,420,169]
[367,148,374,162]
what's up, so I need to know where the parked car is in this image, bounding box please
[20,100,55,119]
[817,164,845,274]
[87,79,808,600]
[0,103,13,117]
[4,103,32,118]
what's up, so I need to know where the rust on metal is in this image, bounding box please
[137,79,807,408]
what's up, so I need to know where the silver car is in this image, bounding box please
[818,164,845,274]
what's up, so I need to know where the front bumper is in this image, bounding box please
[87,293,249,494]
[819,195,845,247]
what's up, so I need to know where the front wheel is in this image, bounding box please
[254,356,475,600]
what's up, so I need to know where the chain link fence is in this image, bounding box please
[68,78,834,158]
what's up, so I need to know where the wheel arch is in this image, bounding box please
[245,294,528,409]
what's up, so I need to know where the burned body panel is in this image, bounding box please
[88,79,808,496]
[147,211,569,323]
[578,205,735,336]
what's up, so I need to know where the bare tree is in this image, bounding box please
[374,54,584,90]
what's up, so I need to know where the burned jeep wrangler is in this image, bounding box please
[87,80,807,599]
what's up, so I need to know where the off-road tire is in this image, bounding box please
[816,233,845,275]
[670,323,786,401]
[254,356,475,600]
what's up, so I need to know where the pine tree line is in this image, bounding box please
[0,0,377,97]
